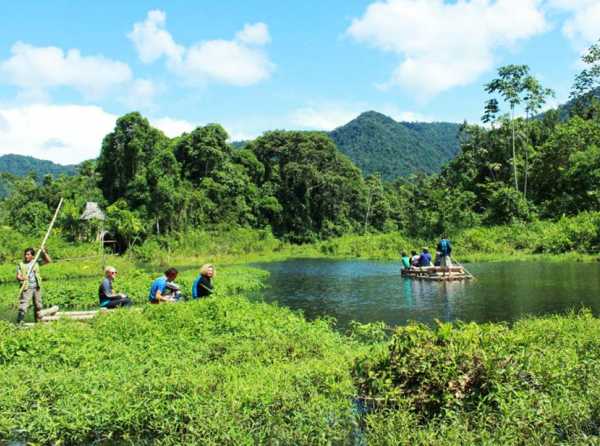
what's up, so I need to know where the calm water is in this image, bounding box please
[255,259,600,328]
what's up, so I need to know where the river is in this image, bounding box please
[255,259,600,329]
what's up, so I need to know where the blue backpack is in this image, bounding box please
[440,239,450,255]
[192,276,201,299]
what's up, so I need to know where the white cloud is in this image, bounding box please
[122,79,159,110]
[129,10,274,86]
[0,104,118,164]
[290,105,361,130]
[548,0,600,47]
[151,117,195,137]
[347,0,548,97]
[235,22,271,46]
[0,42,132,99]
[0,104,212,164]
[127,9,183,65]
[182,40,274,86]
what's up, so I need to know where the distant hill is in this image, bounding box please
[329,111,461,180]
[0,154,77,178]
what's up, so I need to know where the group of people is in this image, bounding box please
[401,237,453,270]
[99,264,215,308]
[15,246,216,323]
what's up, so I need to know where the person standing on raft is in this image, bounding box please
[15,247,51,323]
[437,236,453,268]
[192,264,215,299]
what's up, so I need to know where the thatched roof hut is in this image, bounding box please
[80,202,106,221]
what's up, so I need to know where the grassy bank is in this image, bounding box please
[2,212,600,270]
[0,297,360,445]
[1,299,600,444]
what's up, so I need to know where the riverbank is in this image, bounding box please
[1,223,600,442]
[1,294,599,444]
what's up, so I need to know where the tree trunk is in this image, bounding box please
[364,189,372,234]
[524,113,530,200]
[511,107,518,191]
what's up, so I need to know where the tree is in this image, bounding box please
[571,39,600,118]
[96,112,169,204]
[485,64,530,191]
[522,76,555,198]
[484,65,554,196]
[250,131,366,241]
[173,124,232,184]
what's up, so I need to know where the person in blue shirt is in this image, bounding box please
[192,264,215,299]
[419,248,433,267]
[148,268,179,304]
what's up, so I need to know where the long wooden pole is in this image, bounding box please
[18,198,64,296]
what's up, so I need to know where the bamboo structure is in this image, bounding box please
[38,309,108,323]
[401,266,473,281]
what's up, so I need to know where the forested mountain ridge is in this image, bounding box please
[0,154,77,178]
[329,111,461,180]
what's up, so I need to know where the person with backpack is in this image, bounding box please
[437,236,453,268]
[192,264,215,299]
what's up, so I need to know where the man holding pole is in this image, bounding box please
[16,247,51,323]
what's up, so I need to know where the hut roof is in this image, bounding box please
[80,202,106,221]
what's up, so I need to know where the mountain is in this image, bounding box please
[0,154,77,178]
[329,111,461,180]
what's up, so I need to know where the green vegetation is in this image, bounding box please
[0,295,358,445]
[354,311,600,445]
[329,111,461,180]
[1,261,599,444]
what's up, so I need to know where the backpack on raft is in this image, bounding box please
[440,239,450,255]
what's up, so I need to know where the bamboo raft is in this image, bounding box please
[401,265,473,281]
[22,307,108,325]
[40,309,108,322]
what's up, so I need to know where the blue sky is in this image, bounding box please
[0,0,598,164]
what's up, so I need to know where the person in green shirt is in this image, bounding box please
[401,252,411,270]
[16,247,51,323]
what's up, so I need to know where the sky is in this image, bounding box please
[0,0,598,164]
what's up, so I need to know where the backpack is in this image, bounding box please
[192,276,201,299]
[440,239,450,255]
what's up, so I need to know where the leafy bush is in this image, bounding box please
[354,313,600,445]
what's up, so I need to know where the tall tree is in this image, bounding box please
[484,64,530,191]
[96,112,169,204]
[522,76,555,198]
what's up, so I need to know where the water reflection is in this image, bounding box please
[255,258,600,329]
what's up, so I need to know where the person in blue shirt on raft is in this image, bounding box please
[437,236,453,268]
[149,268,179,304]
[192,264,215,299]
[99,266,132,309]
